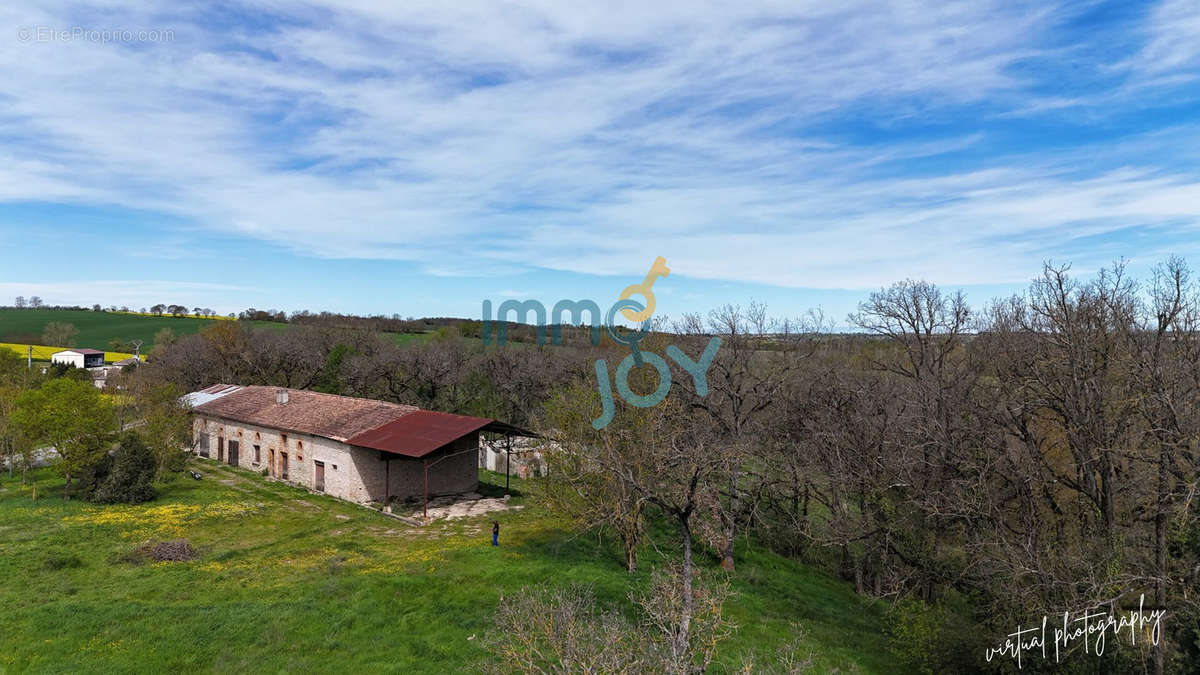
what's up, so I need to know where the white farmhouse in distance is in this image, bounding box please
[51,349,105,369]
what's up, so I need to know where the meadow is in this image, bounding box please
[0,309,430,360]
[0,309,232,352]
[0,462,901,673]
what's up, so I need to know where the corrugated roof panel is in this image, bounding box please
[182,384,243,409]
[347,410,494,458]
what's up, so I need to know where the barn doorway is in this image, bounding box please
[281,452,289,479]
[314,461,325,492]
[227,440,239,467]
[218,437,225,463]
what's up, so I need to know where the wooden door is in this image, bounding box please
[269,449,276,477]
[281,452,289,480]
[218,437,225,462]
[227,440,239,467]
[314,461,325,492]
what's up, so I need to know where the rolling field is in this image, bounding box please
[0,309,430,357]
[0,463,902,673]
[0,309,233,352]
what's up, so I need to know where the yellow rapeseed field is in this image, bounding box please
[0,343,141,363]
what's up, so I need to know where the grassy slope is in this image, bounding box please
[0,309,429,354]
[0,309,238,351]
[0,463,900,674]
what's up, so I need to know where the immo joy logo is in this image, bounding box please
[481,257,721,429]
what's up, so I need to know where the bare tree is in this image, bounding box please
[673,301,811,572]
[42,322,79,348]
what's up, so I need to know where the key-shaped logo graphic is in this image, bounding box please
[618,256,670,322]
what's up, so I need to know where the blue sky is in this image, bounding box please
[1,1,1199,328]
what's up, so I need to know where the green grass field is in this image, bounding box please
[0,309,247,352]
[0,462,900,673]
[0,309,432,356]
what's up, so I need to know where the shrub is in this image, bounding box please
[44,553,83,570]
[80,434,157,504]
[886,596,948,675]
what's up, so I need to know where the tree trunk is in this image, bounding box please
[625,538,638,573]
[719,470,738,571]
[676,515,694,665]
[1153,443,1169,675]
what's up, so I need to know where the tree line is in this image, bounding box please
[128,260,1200,672]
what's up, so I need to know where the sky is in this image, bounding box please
[1,1,1199,328]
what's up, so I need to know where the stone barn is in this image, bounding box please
[184,384,529,509]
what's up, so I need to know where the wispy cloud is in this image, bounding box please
[1,0,1199,295]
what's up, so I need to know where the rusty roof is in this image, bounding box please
[191,385,419,442]
[346,410,494,458]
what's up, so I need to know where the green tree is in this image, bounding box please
[0,384,23,479]
[313,343,356,394]
[108,338,135,353]
[134,383,192,480]
[41,322,79,348]
[11,378,117,499]
[78,433,157,504]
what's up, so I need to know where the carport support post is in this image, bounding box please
[423,458,429,519]
[384,455,390,510]
[505,434,512,492]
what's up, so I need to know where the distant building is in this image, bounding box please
[479,435,552,478]
[184,385,532,510]
[51,349,105,369]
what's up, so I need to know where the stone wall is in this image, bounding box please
[192,415,368,502]
[190,417,479,505]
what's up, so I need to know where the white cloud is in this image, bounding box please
[0,0,1199,291]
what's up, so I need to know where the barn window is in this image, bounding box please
[297,440,303,461]
[253,444,261,463]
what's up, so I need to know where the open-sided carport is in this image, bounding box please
[347,410,537,517]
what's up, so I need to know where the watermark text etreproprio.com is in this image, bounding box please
[16,26,174,44]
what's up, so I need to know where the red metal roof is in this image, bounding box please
[346,410,494,458]
[187,384,534,456]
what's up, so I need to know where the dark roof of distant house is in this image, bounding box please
[113,357,141,366]
[56,348,104,355]
[190,385,418,442]
[187,384,536,457]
